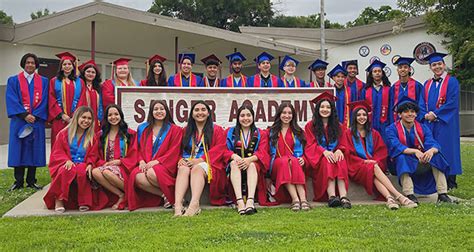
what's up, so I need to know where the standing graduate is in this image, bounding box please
[140,54,168,86]
[389,57,424,123]
[419,52,461,189]
[304,92,351,208]
[307,59,331,87]
[6,53,48,191]
[361,60,391,143]
[277,55,306,88]
[43,106,96,213]
[79,60,103,132]
[167,53,203,87]
[224,104,270,214]
[48,52,86,147]
[248,52,279,88]
[220,52,248,87]
[327,64,355,128]
[199,54,222,87]
[268,103,310,211]
[342,60,365,100]
[386,97,454,204]
[128,100,183,211]
[90,105,138,210]
[102,58,138,109]
[345,101,417,209]
[174,101,227,216]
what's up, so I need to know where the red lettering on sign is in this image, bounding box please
[134,99,146,123]
[176,99,188,123]
[267,100,278,122]
[255,100,267,122]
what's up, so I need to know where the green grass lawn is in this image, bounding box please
[0,145,472,250]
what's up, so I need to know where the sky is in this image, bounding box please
[0,0,398,25]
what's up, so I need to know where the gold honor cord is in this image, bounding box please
[190,134,212,183]
[277,131,295,157]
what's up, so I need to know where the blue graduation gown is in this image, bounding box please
[6,74,49,167]
[276,78,306,88]
[335,86,357,125]
[361,86,391,143]
[167,75,203,87]
[388,80,424,123]
[419,75,462,175]
[386,122,449,194]
[247,75,277,88]
[346,79,365,101]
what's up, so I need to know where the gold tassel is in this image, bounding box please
[145,60,149,75]
[110,62,114,80]
[75,58,79,77]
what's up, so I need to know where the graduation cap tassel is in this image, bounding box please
[75,58,80,77]
[145,60,149,76]
[110,62,114,80]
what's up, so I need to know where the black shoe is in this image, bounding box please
[340,197,352,209]
[26,183,43,190]
[328,196,341,208]
[8,183,23,192]
[437,193,454,204]
[406,194,419,204]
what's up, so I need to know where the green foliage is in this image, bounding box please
[30,8,55,20]
[347,5,406,27]
[0,10,13,25]
[270,14,344,29]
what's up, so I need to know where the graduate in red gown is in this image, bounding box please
[248,52,279,88]
[277,55,306,88]
[174,101,227,216]
[224,104,271,215]
[304,92,351,208]
[140,54,168,86]
[48,52,86,148]
[345,101,417,209]
[79,60,103,132]
[199,54,222,87]
[128,100,183,211]
[43,106,96,213]
[90,104,138,210]
[307,59,331,87]
[101,58,139,110]
[267,102,310,211]
[220,52,248,87]
[167,53,203,87]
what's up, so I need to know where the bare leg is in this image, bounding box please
[374,178,391,199]
[188,166,206,208]
[327,179,336,197]
[246,163,258,201]
[373,164,403,198]
[337,178,347,197]
[102,170,124,191]
[174,165,190,215]
[93,169,123,197]
[295,184,307,202]
[136,172,163,196]
[230,161,245,211]
[144,169,164,195]
[285,183,299,202]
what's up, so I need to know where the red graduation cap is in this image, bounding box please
[113,58,131,66]
[55,51,77,62]
[348,100,372,113]
[78,59,98,72]
[201,54,222,66]
[310,91,338,104]
[148,54,167,64]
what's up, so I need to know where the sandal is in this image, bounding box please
[54,207,65,213]
[79,205,90,212]
[183,205,201,217]
[300,201,312,211]
[236,198,246,215]
[162,195,172,209]
[340,197,352,209]
[290,201,301,212]
[244,197,257,215]
[386,196,399,210]
[328,196,341,208]
[173,206,186,217]
[397,195,418,208]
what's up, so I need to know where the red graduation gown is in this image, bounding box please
[43,129,95,210]
[344,128,388,199]
[304,121,349,202]
[127,124,183,211]
[84,85,102,133]
[90,129,138,210]
[48,77,86,147]
[101,79,136,110]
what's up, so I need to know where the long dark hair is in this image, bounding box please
[350,107,371,142]
[80,64,102,94]
[146,60,167,86]
[269,102,306,148]
[56,59,77,81]
[233,104,257,145]
[181,101,214,153]
[312,99,341,144]
[100,104,131,147]
[366,69,391,88]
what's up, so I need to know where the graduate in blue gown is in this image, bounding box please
[419,52,462,189]
[6,53,48,191]
[341,60,365,100]
[386,97,454,204]
[277,55,306,88]
[327,64,356,127]
[220,52,248,87]
[307,59,330,87]
[248,52,279,88]
[389,57,424,123]
[167,53,203,87]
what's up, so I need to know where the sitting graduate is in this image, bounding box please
[386,96,454,204]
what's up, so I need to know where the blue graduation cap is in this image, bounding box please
[178,53,196,64]
[308,59,329,70]
[254,52,274,63]
[365,59,387,72]
[341,60,358,70]
[393,96,419,112]
[226,52,246,63]
[279,55,300,70]
[394,57,415,66]
[423,52,448,65]
[18,124,33,139]
[327,64,347,78]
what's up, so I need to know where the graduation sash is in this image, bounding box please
[54,77,82,116]
[18,72,42,113]
[86,87,103,122]
[183,133,212,183]
[203,76,220,87]
[338,85,351,128]
[103,132,128,160]
[344,78,364,97]
[174,72,198,87]
[281,76,302,88]
[310,81,332,88]
[424,74,450,109]
[269,129,303,175]
[393,78,416,120]
[70,133,87,163]
[365,86,390,123]
[396,121,425,151]
[151,123,171,157]
[254,74,278,87]
[227,127,260,158]
[352,131,374,159]
[225,74,247,87]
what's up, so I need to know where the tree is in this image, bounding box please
[270,14,344,29]
[31,8,54,20]
[0,10,13,25]
[346,5,405,27]
[148,0,274,32]
[398,0,474,86]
